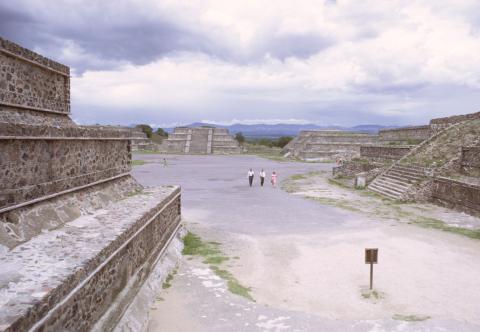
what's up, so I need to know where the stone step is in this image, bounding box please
[374,177,410,191]
[370,179,406,195]
[395,164,427,172]
[0,185,181,331]
[391,165,426,176]
[382,172,418,184]
[388,170,423,182]
[369,182,404,199]
[380,174,412,186]
[368,184,402,200]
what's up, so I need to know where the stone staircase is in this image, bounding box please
[368,164,427,200]
[188,130,210,154]
[160,127,240,154]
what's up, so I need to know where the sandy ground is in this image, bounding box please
[131,154,480,331]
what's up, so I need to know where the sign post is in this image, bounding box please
[365,248,378,290]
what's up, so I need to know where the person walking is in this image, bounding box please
[247,168,254,187]
[163,158,167,167]
[259,169,266,187]
[271,171,277,188]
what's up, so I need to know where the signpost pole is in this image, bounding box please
[365,248,377,290]
[370,262,373,290]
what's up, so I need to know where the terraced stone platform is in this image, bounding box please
[368,165,427,200]
[159,127,241,154]
[0,186,180,331]
[283,130,378,161]
[0,37,183,331]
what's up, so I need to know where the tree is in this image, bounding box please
[155,128,169,138]
[235,132,245,145]
[135,124,153,138]
[276,136,293,148]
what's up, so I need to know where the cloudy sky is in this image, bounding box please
[1,0,480,127]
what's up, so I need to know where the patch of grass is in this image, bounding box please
[131,159,146,166]
[328,177,352,189]
[308,197,361,212]
[182,232,222,257]
[126,189,144,197]
[289,171,323,181]
[162,269,177,289]
[182,232,254,301]
[135,149,162,154]
[203,256,229,264]
[210,266,254,301]
[290,174,308,181]
[410,216,480,240]
[393,314,430,322]
[361,290,385,300]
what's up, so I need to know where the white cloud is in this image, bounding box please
[61,0,480,125]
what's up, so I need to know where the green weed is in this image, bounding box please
[410,216,480,240]
[182,232,254,301]
[393,314,430,322]
[131,159,146,166]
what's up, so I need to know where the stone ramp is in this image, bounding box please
[368,165,427,199]
[0,186,181,332]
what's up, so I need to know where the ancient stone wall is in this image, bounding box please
[0,138,131,210]
[0,37,183,331]
[285,130,379,161]
[130,130,160,151]
[0,175,141,248]
[431,177,480,216]
[430,111,480,132]
[360,146,412,160]
[378,125,431,142]
[1,187,181,332]
[0,39,140,211]
[332,160,378,178]
[0,37,70,114]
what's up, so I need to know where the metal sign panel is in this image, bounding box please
[365,248,378,264]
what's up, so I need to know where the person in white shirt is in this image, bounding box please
[259,169,266,186]
[247,168,254,187]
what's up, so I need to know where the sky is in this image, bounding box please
[1,0,480,127]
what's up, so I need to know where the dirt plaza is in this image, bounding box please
[130,154,480,332]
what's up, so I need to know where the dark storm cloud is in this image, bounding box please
[0,1,335,74]
[0,1,217,73]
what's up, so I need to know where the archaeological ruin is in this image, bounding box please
[333,112,480,217]
[130,129,161,152]
[0,37,181,331]
[158,127,242,154]
[282,130,379,161]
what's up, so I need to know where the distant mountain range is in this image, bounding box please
[162,122,399,138]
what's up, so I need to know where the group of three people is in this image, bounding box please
[247,168,277,187]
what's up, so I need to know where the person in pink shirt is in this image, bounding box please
[271,171,277,187]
